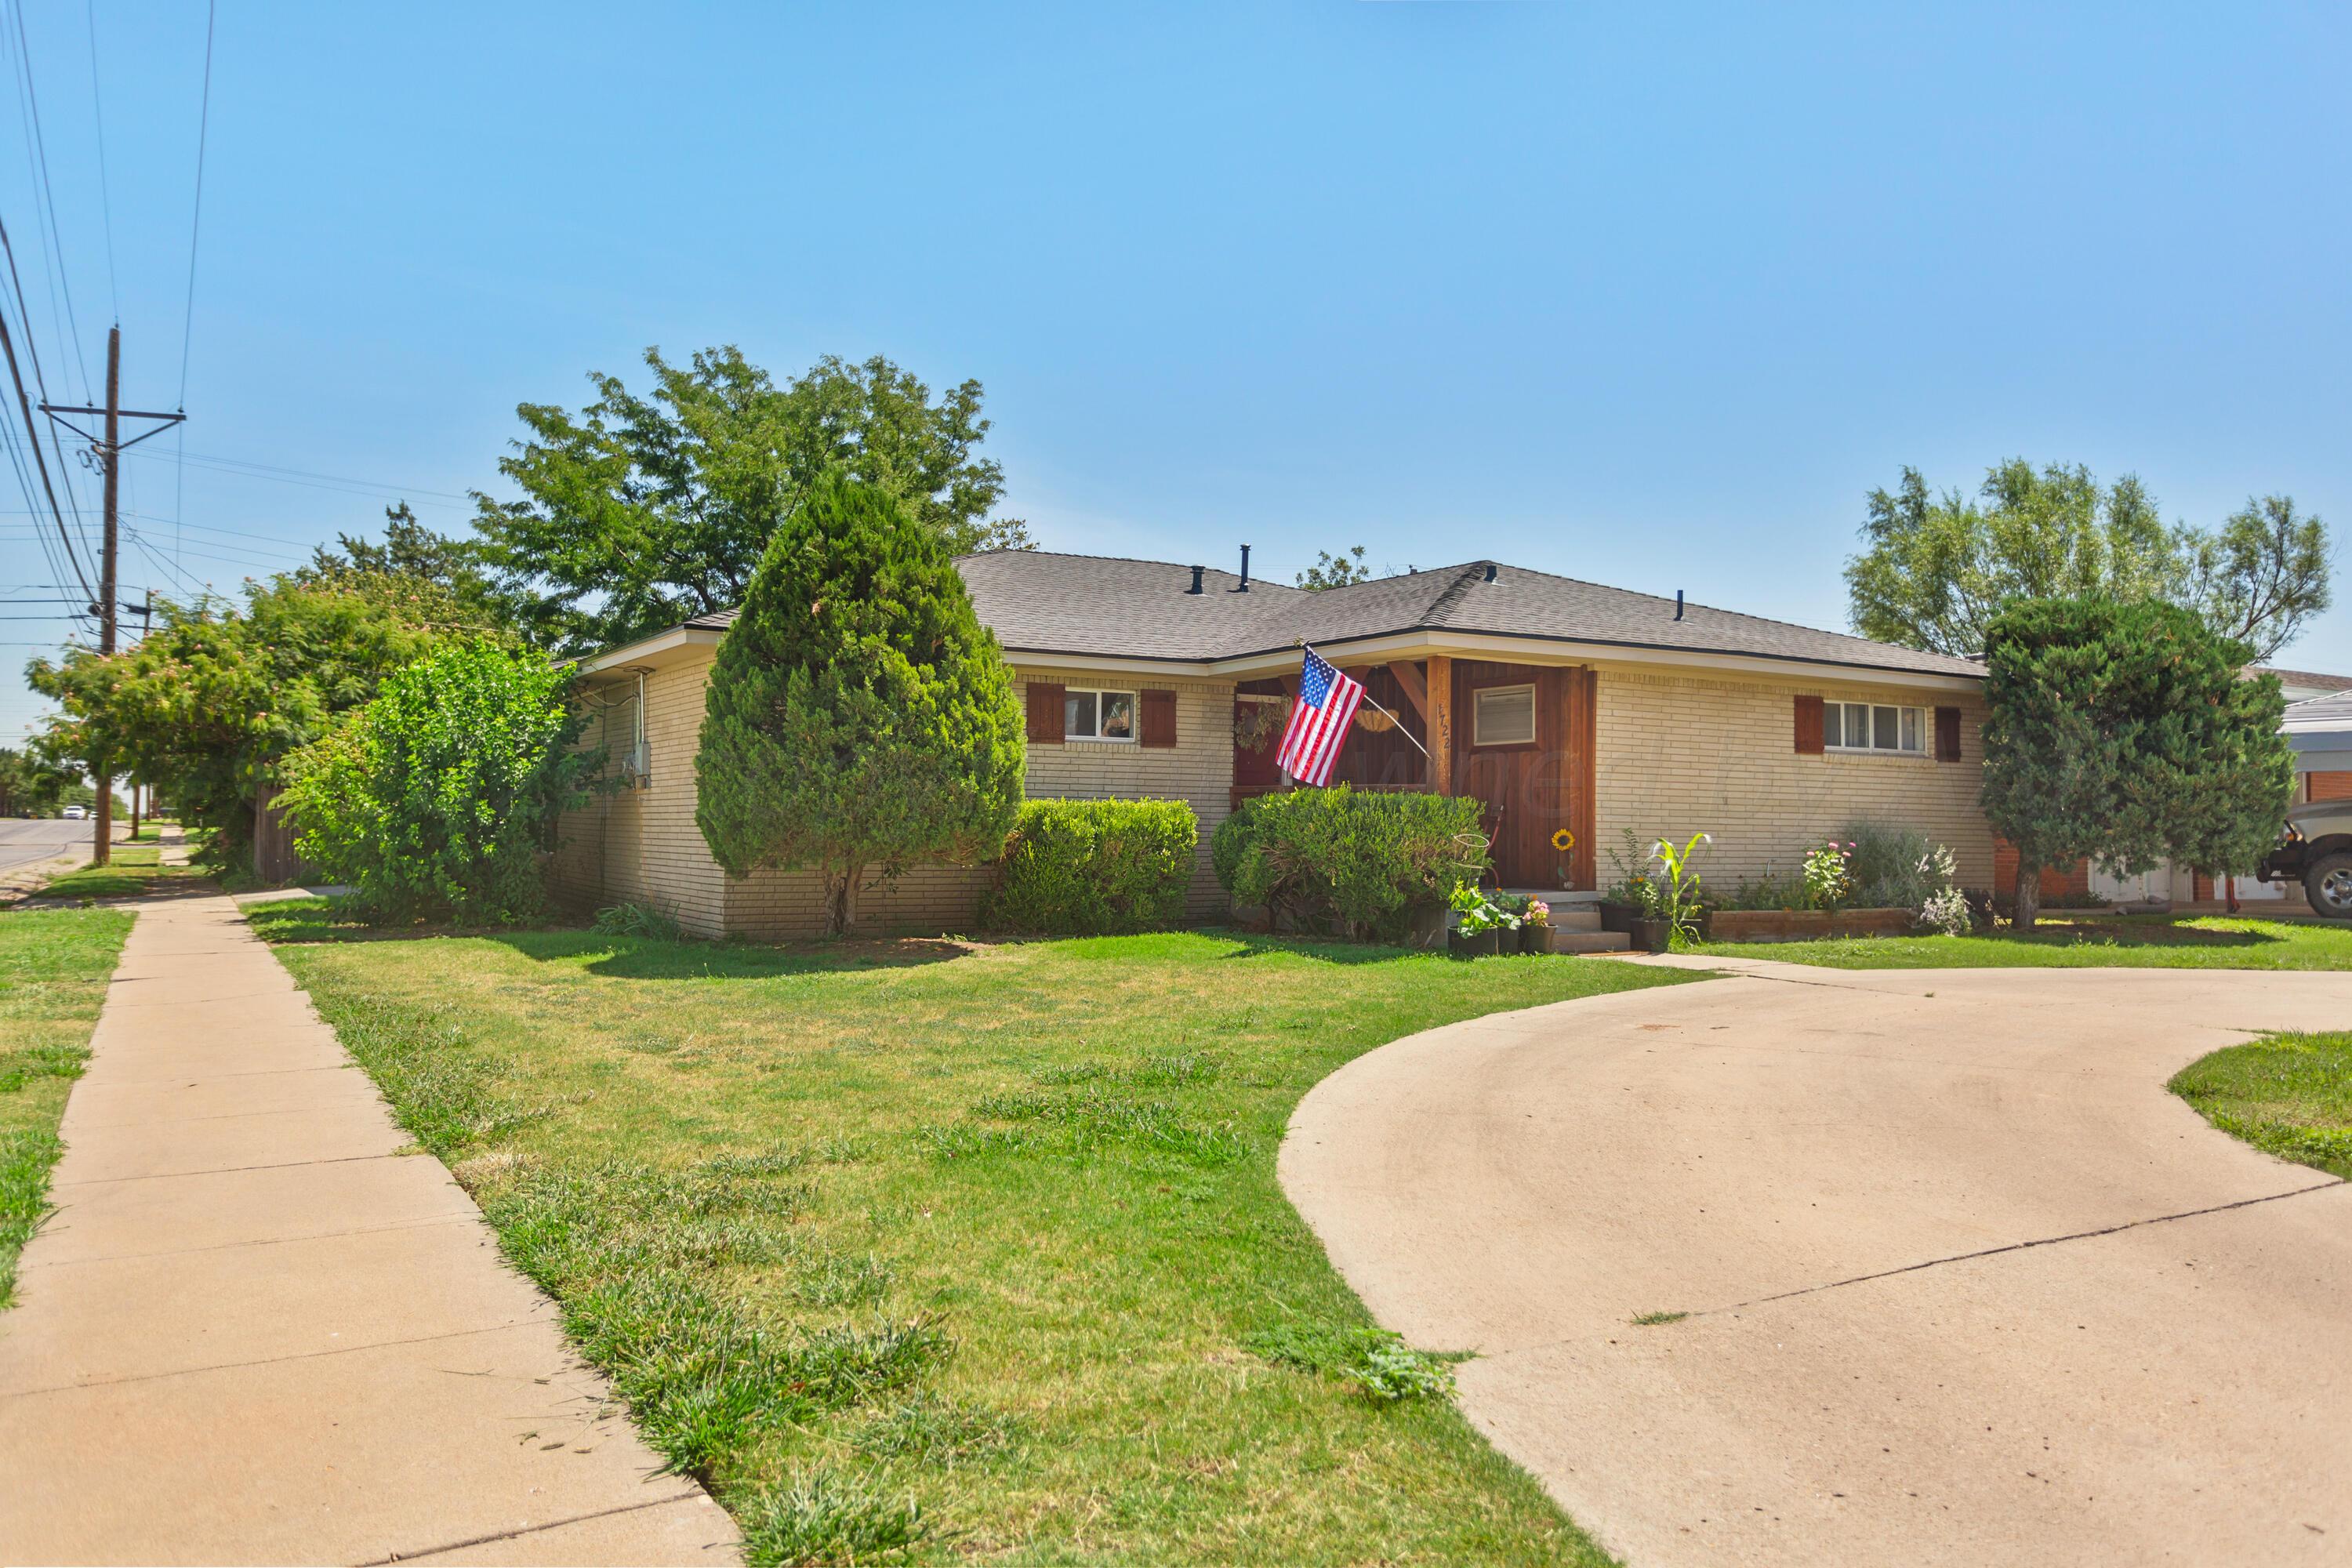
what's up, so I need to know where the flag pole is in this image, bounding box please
[1299,641,1431,761]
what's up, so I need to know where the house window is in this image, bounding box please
[1473,684,1537,746]
[1065,688,1138,741]
[1827,701,1926,756]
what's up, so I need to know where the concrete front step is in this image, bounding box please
[1546,927,1632,954]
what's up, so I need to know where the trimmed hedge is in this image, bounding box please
[1211,786,1490,942]
[983,798,1199,935]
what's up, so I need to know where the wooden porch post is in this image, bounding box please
[1425,655,1454,795]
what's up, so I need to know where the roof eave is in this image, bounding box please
[1003,625,1984,689]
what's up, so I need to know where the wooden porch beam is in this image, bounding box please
[1426,655,1454,794]
[1386,659,1428,723]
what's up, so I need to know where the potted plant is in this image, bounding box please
[1447,883,1512,957]
[1519,895,1552,953]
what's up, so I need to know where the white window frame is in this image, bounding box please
[1472,683,1537,746]
[1065,687,1139,742]
[1825,700,1928,757]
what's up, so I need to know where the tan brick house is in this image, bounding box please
[552,550,1994,938]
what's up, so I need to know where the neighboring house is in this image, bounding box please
[2259,666,2352,706]
[553,550,1994,939]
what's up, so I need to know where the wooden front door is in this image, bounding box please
[1452,661,1595,890]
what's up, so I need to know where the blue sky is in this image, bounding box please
[4,1,2348,746]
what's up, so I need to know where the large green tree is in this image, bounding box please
[695,473,1025,935]
[297,502,524,632]
[1848,460,2330,660]
[474,348,1029,655]
[1980,597,2295,928]
[0,746,71,817]
[25,576,456,870]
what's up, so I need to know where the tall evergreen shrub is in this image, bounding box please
[695,473,1025,933]
[1980,597,2293,927]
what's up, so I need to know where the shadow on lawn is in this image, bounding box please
[2011,916,2281,949]
[505,931,975,980]
[244,897,977,979]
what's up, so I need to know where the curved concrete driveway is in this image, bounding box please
[1282,957,2352,1567]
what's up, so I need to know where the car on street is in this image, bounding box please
[60,804,86,820]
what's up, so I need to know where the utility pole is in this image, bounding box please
[42,327,184,868]
[93,328,118,865]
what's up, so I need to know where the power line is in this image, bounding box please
[82,0,113,323]
[8,0,89,401]
[124,445,473,506]
[176,0,213,409]
[0,240,90,604]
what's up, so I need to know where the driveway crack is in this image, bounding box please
[1703,1177,2347,1316]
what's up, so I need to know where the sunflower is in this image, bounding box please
[1551,828,1576,851]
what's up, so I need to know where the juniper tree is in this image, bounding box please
[1980,597,2294,928]
[695,473,1025,934]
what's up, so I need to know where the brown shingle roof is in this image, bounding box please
[684,550,1984,679]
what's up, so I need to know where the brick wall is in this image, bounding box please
[558,645,1991,934]
[550,659,729,936]
[1991,839,2094,903]
[2308,770,2352,803]
[1592,663,1994,894]
[1014,670,1237,917]
[561,653,1240,940]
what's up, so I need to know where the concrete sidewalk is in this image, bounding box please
[0,892,739,1566]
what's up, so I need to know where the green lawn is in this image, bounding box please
[31,842,201,902]
[1690,914,2352,970]
[0,907,134,1307]
[251,908,1695,1566]
[2171,1033,2352,1179]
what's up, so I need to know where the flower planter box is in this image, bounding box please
[1519,923,1549,955]
[1448,927,1502,959]
[1597,900,1643,935]
[1704,906,1914,942]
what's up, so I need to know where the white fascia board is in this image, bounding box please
[1002,649,1229,679]
[1204,630,1986,692]
[575,626,723,677]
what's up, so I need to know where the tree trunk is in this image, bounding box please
[2012,861,2040,931]
[823,863,862,937]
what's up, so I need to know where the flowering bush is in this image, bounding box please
[1802,840,1855,911]
[1917,884,1973,936]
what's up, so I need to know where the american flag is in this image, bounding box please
[1276,648,1365,786]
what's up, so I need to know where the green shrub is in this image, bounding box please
[590,902,690,942]
[982,799,1197,935]
[1210,787,1488,942]
[281,637,593,925]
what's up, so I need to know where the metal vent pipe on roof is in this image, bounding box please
[1675,589,1684,621]
[1187,564,1204,594]
[1232,544,1250,592]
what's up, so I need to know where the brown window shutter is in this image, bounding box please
[1934,706,1962,762]
[1140,689,1178,748]
[1794,695,1824,755]
[1025,682,1065,744]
